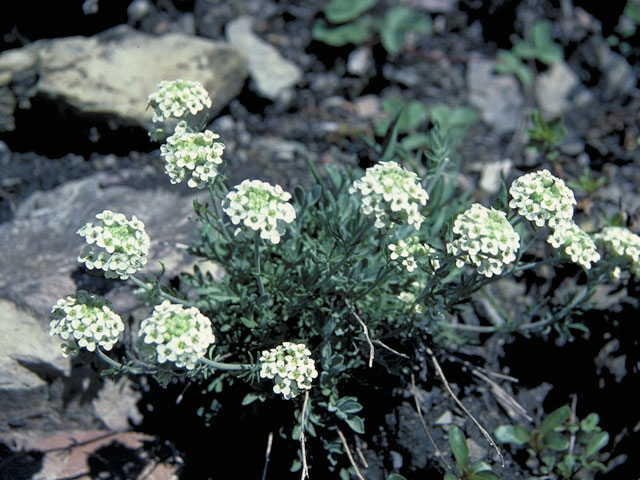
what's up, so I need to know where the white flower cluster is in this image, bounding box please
[161,121,226,189]
[223,179,296,244]
[509,169,576,228]
[595,226,640,278]
[50,291,124,357]
[138,301,216,370]
[447,203,520,277]
[388,236,440,273]
[547,220,600,270]
[77,210,150,280]
[147,79,212,123]
[397,288,425,313]
[349,161,428,230]
[259,342,318,400]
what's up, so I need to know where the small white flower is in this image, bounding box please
[161,121,225,189]
[447,203,520,277]
[349,161,428,231]
[147,79,212,123]
[594,226,640,278]
[388,236,440,273]
[138,301,215,370]
[222,180,296,244]
[50,291,124,357]
[77,210,150,280]
[509,169,576,228]
[259,342,318,400]
[548,220,600,270]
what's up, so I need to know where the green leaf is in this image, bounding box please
[542,431,570,451]
[388,475,408,480]
[400,132,430,151]
[444,474,459,480]
[470,472,501,480]
[380,6,432,55]
[449,425,469,470]
[325,0,378,23]
[495,50,533,85]
[345,415,365,434]
[241,393,265,405]
[470,461,492,473]
[579,413,600,432]
[538,405,571,441]
[335,396,363,415]
[376,97,429,135]
[312,17,374,46]
[494,425,531,446]
[584,431,609,459]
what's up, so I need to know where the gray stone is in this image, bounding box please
[348,46,373,76]
[410,0,458,12]
[0,170,206,317]
[226,16,302,102]
[30,25,248,130]
[535,61,593,117]
[468,58,523,134]
[0,299,70,430]
[596,43,636,96]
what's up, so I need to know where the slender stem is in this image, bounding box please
[128,275,194,306]
[254,235,266,297]
[199,357,252,371]
[519,285,591,331]
[96,348,151,375]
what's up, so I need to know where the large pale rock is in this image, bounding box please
[535,61,593,117]
[0,170,206,317]
[27,24,248,129]
[468,58,523,134]
[0,299,70,430]
[226,16,302,102]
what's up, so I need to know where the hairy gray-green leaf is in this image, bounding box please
[495,425,531,446]
[312,17,374,46]
[325,0,378,23]
[380,6,432,55]
[449,424,469,470]
[584,431,609,459]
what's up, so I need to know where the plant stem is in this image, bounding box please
[519,285,591,331]
[199,357,252,371]
[254,235,266,297]
[129,275,194,307]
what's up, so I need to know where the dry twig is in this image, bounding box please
[300,391,310,480]
[426,347,505,466]
[471,369,532,423]
[261,432,273,480]
[411,373,452,470]
[337,428,366,480]
[347,300,375,368]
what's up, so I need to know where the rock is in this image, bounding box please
[411,0,458,12]
[468,58,523,134]
[348,46,373,76]
[595,43,636,97]
[0,171,207,318]
[478,159,513,194]
[10,24,249,131]
[0,299,70,431]
[226,16,302,102]
[535,61,593,117]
